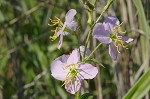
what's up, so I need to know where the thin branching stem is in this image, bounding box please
[85,42,102,61]
[83,0,113,58]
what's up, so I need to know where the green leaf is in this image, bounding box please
[123,69,150,99]
[133,0,150,36]
[80,93,94,99]
[85,58,105,68]
[56,84,67,99]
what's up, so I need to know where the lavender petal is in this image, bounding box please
[104,16,120,26]
[78,63,98,79]
[51,59,68,81]
[92,23,112,44]
[118,33,133,43]
[65,9,77,23]
[65,21,77,31]
[109,43,118,60]
[58,34,63,49]
[65,78,81,94]
[78,45,91,57]
[67,49,80,65]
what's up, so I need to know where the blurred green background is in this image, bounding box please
[0,0,150,99]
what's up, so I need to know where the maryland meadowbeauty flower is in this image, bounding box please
[50,49,98,94]
[48,9,77,49]
[92,16,133,60]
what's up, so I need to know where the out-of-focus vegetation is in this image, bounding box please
[0,0,150,99]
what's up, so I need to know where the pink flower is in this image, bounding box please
[49,9,77,49]
[57,9,77,49]
[92,16,133,60]
[50,49,98,94]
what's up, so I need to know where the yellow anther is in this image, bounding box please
[48,16,61,26]
[121,30,126,34]
[114,40,120,53]
[50,27,59,41]
[114,34,128,53]
[61,73,70,87]
[111,22,129,53]
[113,22,126,35]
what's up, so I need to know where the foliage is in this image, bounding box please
[123,69,150,99]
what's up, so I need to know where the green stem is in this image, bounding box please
[83,29,92,57]
[83,11,93,57]
[75,90,80,99]
[93,0,113,27]
[94,0,98,6]
[75,31,80,50]
[83,0,114,59]
[83,9,105,57]
[85,43,102,61]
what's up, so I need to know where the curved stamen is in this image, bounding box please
[114,35,128,53]
[50,27,59,41]
[48,17,61,26]
[61,62,80,88]
[110,22,128,53]
[113,22,126,35]
[61,68,78,87]
[63,63,78,70]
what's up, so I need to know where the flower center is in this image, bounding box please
[48,17,63,41]
[62,63,79,87]
[109,22,128,53]
[70,68,78,77]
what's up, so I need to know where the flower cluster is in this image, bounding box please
[49,9,133,94]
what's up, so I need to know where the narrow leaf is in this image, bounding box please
[123,69,150,99]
